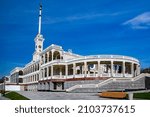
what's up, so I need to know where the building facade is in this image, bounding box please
[5,4,149,93]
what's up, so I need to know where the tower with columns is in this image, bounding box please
[33,3,44,61]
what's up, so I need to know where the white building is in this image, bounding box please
[2,4,149,93]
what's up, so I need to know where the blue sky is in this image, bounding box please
[0,0,150,78]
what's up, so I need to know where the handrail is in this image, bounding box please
[96,78,113,87]
[66,73,150,92]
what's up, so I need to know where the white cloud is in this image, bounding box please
[123,12,150,29]
[43,12,122,24]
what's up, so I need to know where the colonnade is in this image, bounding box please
[41,50,61,65]
[27,84,38,91]
[40,60,140,80]
[23,74,39,83]
[23,63,39,75]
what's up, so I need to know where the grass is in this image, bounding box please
[4,91,30,100]
[133,92,150,100]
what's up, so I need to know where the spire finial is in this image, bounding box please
[38,2,42,34]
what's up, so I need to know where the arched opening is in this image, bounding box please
[45,53,48,63]
[37,64,39,70]
[41,55,44,64]
[19,70,23,75]
[53,51,61,60]
[49,51,52,61]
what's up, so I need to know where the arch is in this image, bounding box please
[53,51,61,60]
[19,70,23,75]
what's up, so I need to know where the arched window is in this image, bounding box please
[53,51,60,60]
[37,64,39,70]
[19,70,23,75]
[45,53,48,63]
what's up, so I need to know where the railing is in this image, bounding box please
[96,78,113,87]
[67,75,74,79]
[101,73,111,77]
[87,74,97,77]
[41,55,139,67]
[132,73,150,81]
[66,85,81,92]
[66,55,139,63]
[113,74,123,77]
[75,74,85,78]
[125,74,133,78]
[66,73,150,92]
[52,75,65,79]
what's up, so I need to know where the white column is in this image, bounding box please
[131,63,134,77]
[123,61,125,77]
[34,64,35,72]
[47,67,49,79]
[29,76,30,82]
[138,65,140,75]
[37,74,39,81]
[43,68,45,78]
[33,75,34,82]
[128,93,133,100]
[60,67,62,78]
[111,60,113,77]
[84,62,87,77]
[98,61,100,77]
[40,69,43,80]
[136,64,138,76]
[65,65,68,79]
[30,76,31,82]
[52,50,54,61]
[47,52,49,62]
[32,76,33,82]
[34,74,37,81]
[43,54,45,64]
[51,65,53,79]
[81,65,84,75]
[73,63,76,78]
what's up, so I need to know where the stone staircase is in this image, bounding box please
[66,73,150,93]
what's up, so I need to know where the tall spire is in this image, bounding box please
[33,2,44,61]
[38,2,42,34]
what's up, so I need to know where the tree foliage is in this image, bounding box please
[141,67,150,73]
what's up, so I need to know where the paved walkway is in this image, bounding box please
[0,93,10,100]
[17,91,114,100]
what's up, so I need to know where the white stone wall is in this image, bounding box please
[63,52,79,60]
[5,85,21,91]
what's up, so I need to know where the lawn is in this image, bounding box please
[134,92,150,100]
[4,91,29,100]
